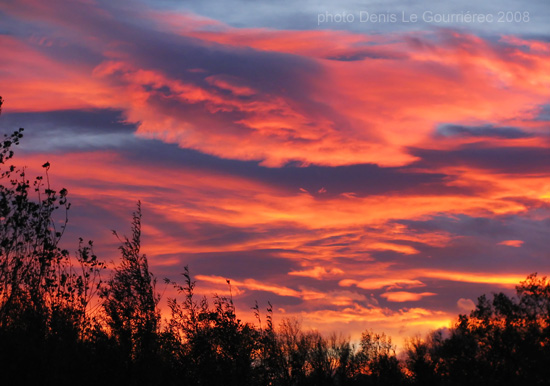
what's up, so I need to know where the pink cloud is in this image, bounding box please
[381,291,437,302]
[498,240,524,247]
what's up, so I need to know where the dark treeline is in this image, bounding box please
[2,101,550,385]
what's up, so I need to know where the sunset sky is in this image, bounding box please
[1,0,549,346]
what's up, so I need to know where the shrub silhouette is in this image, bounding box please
[166,267,260,386]
[100,202,162,383]
[0,118,104,383]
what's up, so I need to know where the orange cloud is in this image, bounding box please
[340,278,426,291]
[381,291,437,302]
[288,266,344,279]
[498,240,524,247]
[368,242,420,255]
[196,275,327,301]
[417,270,527,287]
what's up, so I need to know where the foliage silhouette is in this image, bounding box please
[166,267,259,386]
[101,202,162,383]
[405,273,550,386]
[0,107,105,384]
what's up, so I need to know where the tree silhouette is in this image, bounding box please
[101,202,161,383]
[355,330,403,385]
[405,273,550,386]
[404,334,440,386]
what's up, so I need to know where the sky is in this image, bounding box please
[1,0,549,347]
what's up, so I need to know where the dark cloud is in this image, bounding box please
[411,280,515,314]
[70,12,323,102]
[324,49,407,61]
[116,138,475,198]
[400,215,509,238]
[396,213,550,271]
[410,143,550,174]
[167,250,297,280]
[535,104,550,121]
[55,196,137,261]
[437,124,534,139]
[0,109,137,134]
[0,109,139,153]
[143,35,321,97]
